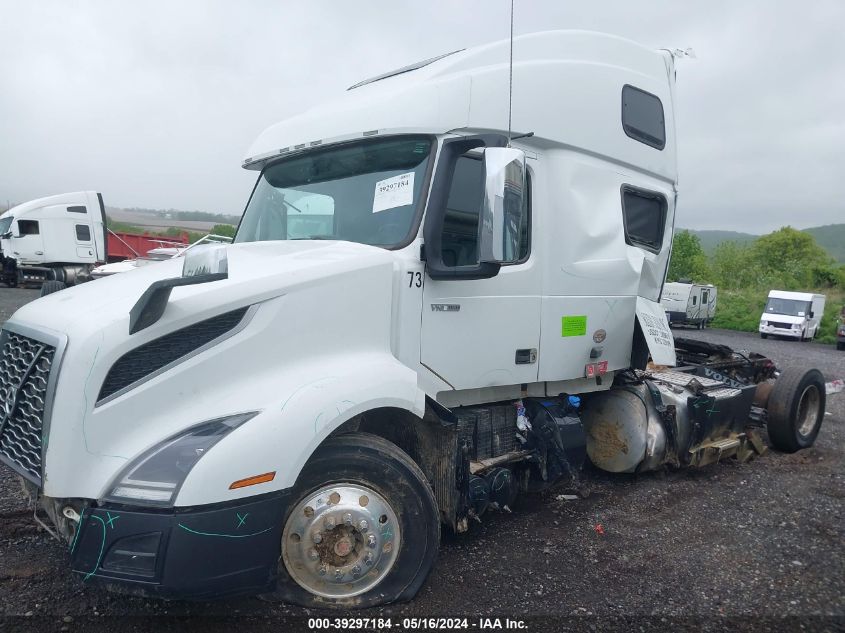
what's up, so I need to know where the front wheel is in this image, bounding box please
[760,333,768,339]
[837,341,845,351]
[268,433,440,608]
[767,367,826,452]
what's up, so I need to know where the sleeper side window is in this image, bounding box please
[622,85,665,150]
[440,155,530,267]
[75,224,92,242]
[621,186,667,254]
[18,220,40,235]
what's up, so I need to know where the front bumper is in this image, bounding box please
[759,324,801,338]
[70,490,290,600]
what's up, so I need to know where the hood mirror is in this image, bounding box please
[478,147,526,264]
[182,244,229,279]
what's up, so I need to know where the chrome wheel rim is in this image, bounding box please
[796,385,820,437]
[282,484,400,599]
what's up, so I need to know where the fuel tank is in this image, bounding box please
[581,371,757,473]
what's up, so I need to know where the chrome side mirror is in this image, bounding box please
[478,147,526,264]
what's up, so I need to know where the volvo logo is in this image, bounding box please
[431,304,461,312]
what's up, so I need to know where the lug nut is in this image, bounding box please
[334,569,343,580]
[358,519,369,532]
[367,534,377,548]
[343,513,353,525]
[352,565,362,577]
[308,549,319,561]
[324,517,336,530]
[318,565,327,576]
[312,532,323,544]
[365,553,374,566]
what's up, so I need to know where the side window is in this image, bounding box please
[440,155,530,268]
[692,295,697,306]
[75,224,92,242]
[621,186,667,254]
[622,85,665,150]
[67,205,87,214]
[18,220,39,235]
[701,290,709,303]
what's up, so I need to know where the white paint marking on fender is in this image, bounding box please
[825,379,844,395]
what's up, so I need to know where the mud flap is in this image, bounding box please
[636,297,676,367]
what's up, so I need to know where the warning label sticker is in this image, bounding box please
[636,297,676,366]
[561,315,587,337]
[373,172,414,213]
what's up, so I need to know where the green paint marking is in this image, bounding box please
[561,315,587,337]
[84,515,107,581]
[236,512,248,528]
[105,512,120,529]
[177,523,271,539]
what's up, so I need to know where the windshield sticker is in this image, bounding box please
[373,172,414,213]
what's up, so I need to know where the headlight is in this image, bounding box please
[105,412,257,507]
[792,324,801,330]
[760,321,767,327]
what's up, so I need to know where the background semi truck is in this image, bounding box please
[0,31,827,608]
[0,191,189,291]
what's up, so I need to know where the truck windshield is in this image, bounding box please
[0,217,12,235]
[235,136,432,248]
[765,297,811,317]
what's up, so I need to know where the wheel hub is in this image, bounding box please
[282,484,400,599]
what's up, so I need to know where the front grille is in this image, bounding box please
[769,322,792,329]
[0,331,56,482]
[98,307,249,403]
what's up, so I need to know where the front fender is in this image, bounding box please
[176,354,425,506]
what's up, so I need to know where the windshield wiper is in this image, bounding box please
[291,235,340,240]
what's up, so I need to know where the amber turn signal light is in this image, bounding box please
[229,471,276,490]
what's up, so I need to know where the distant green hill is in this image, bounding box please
[678,229,757,254]
[677,224,845,263]
[803,224,845,263]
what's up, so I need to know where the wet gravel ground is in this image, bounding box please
[0,289,843,631]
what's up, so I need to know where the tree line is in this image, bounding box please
[667,227,844,341]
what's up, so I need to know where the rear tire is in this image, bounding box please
[766,367,826,452]
[39,280,66,297]
[266,432,439,609]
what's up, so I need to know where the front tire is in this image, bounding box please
[760,333,768,339]
[767,367,826,452]
[267,433,439,608]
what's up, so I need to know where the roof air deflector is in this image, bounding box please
[348,49,464,90]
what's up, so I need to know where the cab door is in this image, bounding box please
[11,219,44,264]
[420,151,540,391]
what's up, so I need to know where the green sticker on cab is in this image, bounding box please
[561,315,587,337]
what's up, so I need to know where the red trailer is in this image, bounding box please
[106,230,189,262]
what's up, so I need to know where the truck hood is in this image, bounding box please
[761,313,806,325]
[8,240,397,339]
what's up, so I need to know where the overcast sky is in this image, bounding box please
[1,0,842,232]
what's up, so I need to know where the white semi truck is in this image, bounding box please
[0,191,108,287]
[0,31,826,608]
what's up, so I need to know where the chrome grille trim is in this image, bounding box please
[0,322,67,486]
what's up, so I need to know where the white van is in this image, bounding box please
[661,282,717,329]
[759,290,826,341]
